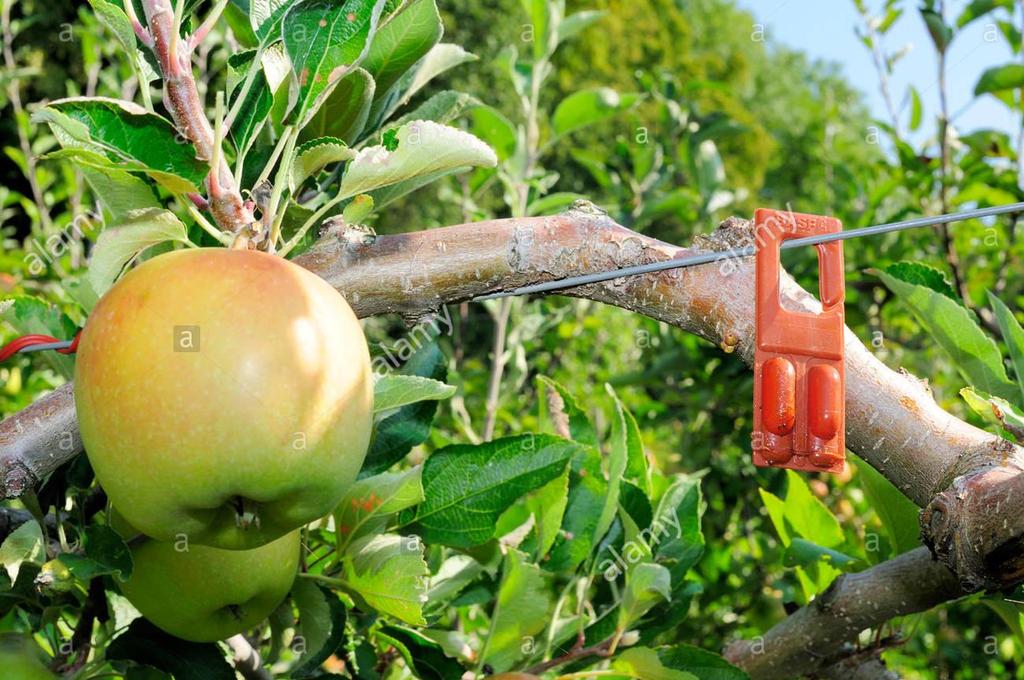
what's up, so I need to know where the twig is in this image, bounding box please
[226,634,272,680]
[525,633,617,675]
[482,298,513,440]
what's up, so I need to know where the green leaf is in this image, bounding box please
[335,466,424,546]
[962,387,1024,441]
[363,0,442,100]
[283,0,386,125]
[544,444,606,571]
[852,453,921,556]
[373,373,456,412]
[782,470,844,549]
[656,644,750,680]
[481,549,550,672]
[873,265,1017,400]
[426,554,483,608]
[88,0,135,52]
[289,136,355,192]
[401,434,579,548]
[470,105,518,161]
[298,68,376,144]
[363,340,448,476]
[376,625,466,680]
[609,385,651,493]
[227,50,273,156]
[612,647,699,680]
[379,42,477,118]
[291,580,347,678]
[594,385,631,544]
[33,98,208,194]
[783,538,860,570]
[653,475,705,581]
[958,0,1014,28]
[338,120,496,198]
[879,261,959,302]
[551,88,640,138]
[759,488,792,546]
[59,525,133,581]
[0,520,44,584]
[105,619,235,680]
[79,165,161,224]
[343,533,428,625]
[619,562,672,628]
[909,86,923,132]
[557,9,606,44]
[388,90,481,128]
[87,209,190,297]
[527,466,570,560]
[975,63,1024,96]
[920,8,953,52]
[988,292,1024,403]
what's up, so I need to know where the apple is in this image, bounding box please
[0,635,55,679]
[118,528,300,642]
[75,248,373,549]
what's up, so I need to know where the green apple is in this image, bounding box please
[0,635,56,680]
[75,248,373,549]
[118,529,300,642]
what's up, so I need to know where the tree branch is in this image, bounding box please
[1,206,1021,670]
[723,547,961,679]
[141,0,253,233]
[226,634,272,680]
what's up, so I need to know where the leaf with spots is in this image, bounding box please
[283,0,387,126]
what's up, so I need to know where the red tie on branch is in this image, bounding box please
[0,331,80,363]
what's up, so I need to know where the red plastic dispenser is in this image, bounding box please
[753,208,846,474]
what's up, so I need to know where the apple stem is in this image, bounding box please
[232,497,261,531]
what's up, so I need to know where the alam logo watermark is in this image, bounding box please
[597,509,683,582]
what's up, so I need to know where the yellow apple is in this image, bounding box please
[75,248,372,549]
[118,528,300,642]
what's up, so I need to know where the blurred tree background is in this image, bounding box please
[3,0,1024,678]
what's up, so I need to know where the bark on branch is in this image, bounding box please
[1,205,1020,676]
[723,547,962,679]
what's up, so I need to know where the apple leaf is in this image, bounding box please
[652,475,705,583]
[479,549,551,672]
[291,580,348,678]
[362,0,442,101]
[343,533,428,625]
[32,98,209,194]
[655,644,749,680]
[962,387,1024,442]
[619,562,673,628]
[282,0,386,126]
[335,466,424,548]
[368,42,476,127]
[0,295,79,378]
[363,341,448,476]
[59,525,133,581]
[526,467,569,560]
[376,625,466,680]
[470,105,518,162]
[988,291,1024,403]
[79,164,162,224]
[299,67,376,144]
[851,452,921,557]
[612,646,699,680]
[0,520,44,584]
[106,618,235,680]
[544,445,606,572]
[373,373,456,413]
[975,63,1024,96]
[557,9,606,43]
[425,554,484,609]
[400,434,580,548]
[87,209,190,297]
[389,90,480,130]
[873,265,1018,400]
[227,50,274,156]
[289,136,355,192]
[552,88,641,138]
[338,120,496,198]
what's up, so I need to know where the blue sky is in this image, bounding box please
[734,0,1019,141]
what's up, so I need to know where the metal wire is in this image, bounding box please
[473,202,1024,301]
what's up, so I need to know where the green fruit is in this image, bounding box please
[75,248,373,549]
[0,635,56,680]
[119,530,300,642]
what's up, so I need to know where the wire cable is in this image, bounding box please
[474,202,1024,301]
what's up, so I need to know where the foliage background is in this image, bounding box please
[2,0,1024,678]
